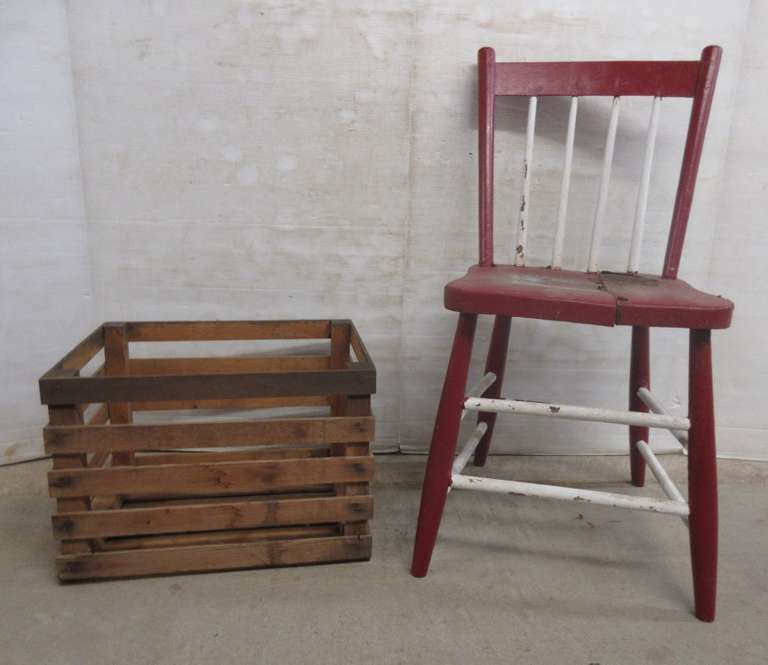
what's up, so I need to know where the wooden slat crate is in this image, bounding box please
[39,320,376,581]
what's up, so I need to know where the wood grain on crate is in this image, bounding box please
[48,456,374,498]
[130,395,329,411]
[40,320,375,580]
[53,494,373,539]
[125,320,332,342]
[129,355,330,374]
[45,416,374,453]
[57,533,372,580]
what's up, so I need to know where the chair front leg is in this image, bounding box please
[411,312,477,577]
[688,328,718,622]
[473,315,511,467]
[629,326,650,486]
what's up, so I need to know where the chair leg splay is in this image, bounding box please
[413,318,720,621]
[688,329,718,622]
[411,313,477,577]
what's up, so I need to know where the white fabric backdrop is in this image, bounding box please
[2,0,766,463]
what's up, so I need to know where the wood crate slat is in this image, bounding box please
[49,406,93,555]
[96,525,341,551]
[40,368,375,406]
[350,322,375,368]
[129,355,330,375]
[53,495,373,539]
[125,320,332,342]
[131,446,330,466]
[57,534,372,580]
[334,393,373,536]
[43,325,104,375]
[49,456,373,498]
[104,323,133,467]
[39,320,375,581]
[131,395,329,411]
[45,416,374,453]
[123,489,334,508]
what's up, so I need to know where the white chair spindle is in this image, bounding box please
[587,96,621,272]
[551,96,578,269]
[515,96,537,266]
[628,96,661,273]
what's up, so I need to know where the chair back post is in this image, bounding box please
[478,47,496,266]
[662,45,722,279]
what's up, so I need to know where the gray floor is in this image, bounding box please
[1,454,767,664]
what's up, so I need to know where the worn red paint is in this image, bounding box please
[445,267,732,328]
[494,60,701,97]
[688,328,718,622]
[412,46,732,623]
[411,313,477,578]
[629,326,650,487]
[664,46,722,279]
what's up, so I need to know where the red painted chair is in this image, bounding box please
[411,46,733,622]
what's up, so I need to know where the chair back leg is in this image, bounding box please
[629,326,650,486]
[688,328,718,621]
[411,313,477,577]
[473,316,512,467]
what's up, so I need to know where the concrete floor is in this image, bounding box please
[1,454,767,665]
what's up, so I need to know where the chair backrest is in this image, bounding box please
[477,46,721,278]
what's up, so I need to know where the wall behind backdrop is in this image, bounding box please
[2,0,766,463]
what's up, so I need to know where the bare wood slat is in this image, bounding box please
[132,447,329,466]
[334,394,373,536]
[349,322,375,368]
[42,325,104,376]
[331,321,351,417]
[104,323,133,467]
[49,405,91,555]
[53,495,372,540]
[96,525,340,551]
[129,355,330,375]
[57,533,372,580]
[123,489,334,508]
[126,320,332,342]
[49,456,374,498]
[45,416,374,454]
[131,395,329,411]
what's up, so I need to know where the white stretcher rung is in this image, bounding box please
[460,372,496,421]
[468,371,497,401]
[452,422,488,477]
[450,474,690,517]
[637,387,688,452]
[464,397,690,431]
[636,440,688,526]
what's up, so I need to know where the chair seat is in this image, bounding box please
[444,265,733,329]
